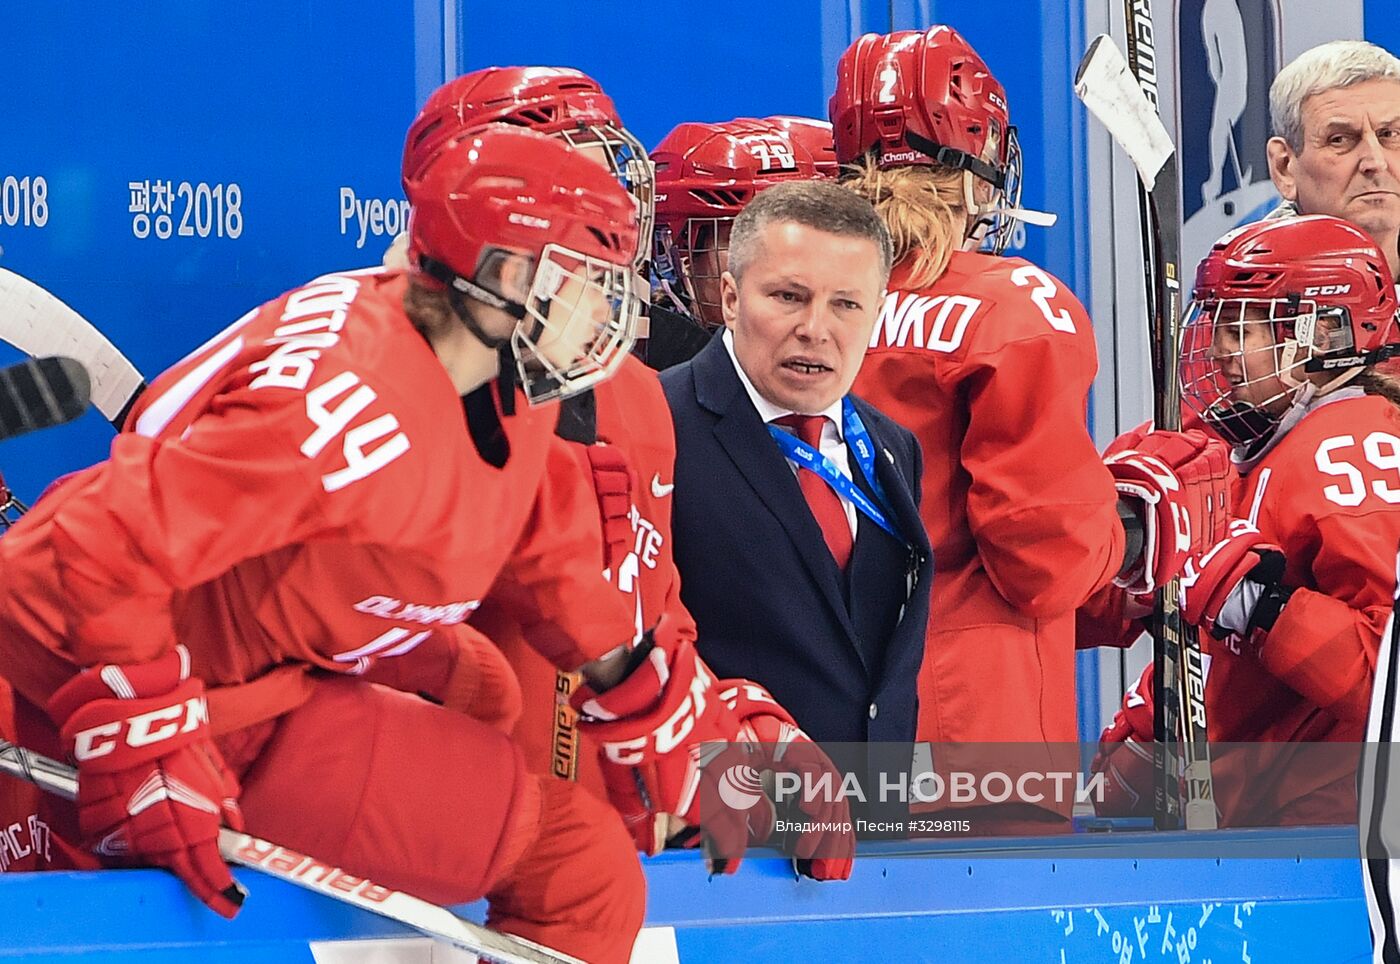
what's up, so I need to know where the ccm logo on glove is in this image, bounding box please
[73,695,210,761]
[598,654,715,765]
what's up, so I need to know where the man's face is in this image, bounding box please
[723,220,885,414]
[1268,78,1400,244]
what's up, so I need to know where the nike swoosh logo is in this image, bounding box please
[651,474,675,498]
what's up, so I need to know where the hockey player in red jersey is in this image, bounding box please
[395,66,668,807]
[651,118,827,332]
[389,65,654,272]
[830,25,1235,832]
[1095,215,1400,826]
[0,126,793,963]
[394,67,854,878]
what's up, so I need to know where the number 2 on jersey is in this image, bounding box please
[1010,264,1077,334]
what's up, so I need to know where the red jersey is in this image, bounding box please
[1206,392,1400,739]
[852,251,1123,807]
[478,355,694,797]
[0,268,633,733]
[1098,392,1400,825]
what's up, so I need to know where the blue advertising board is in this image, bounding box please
[0,3,423,500]
[0,828,1374,961]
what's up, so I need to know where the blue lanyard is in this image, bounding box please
[767,397,904,543]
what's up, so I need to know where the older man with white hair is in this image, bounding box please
[1266,39,1400,279]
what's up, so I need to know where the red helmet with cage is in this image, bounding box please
[402,66,654,262]
[405,126,644,405]
[1180,214,1400,449]
[650,117,821,327]
[829,25,1027,253]
[764,116,839,179]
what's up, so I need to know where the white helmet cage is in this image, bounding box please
[1179,295,1358,447]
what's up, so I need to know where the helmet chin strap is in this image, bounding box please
[1312,365,1365,398]
[496,343,518,416]
[422,254,530,414]
[444,287,520,420]
[1277,337,1365,398]
[445,286,511,351]
[1276,338,1306,390]
[960,172,997,252]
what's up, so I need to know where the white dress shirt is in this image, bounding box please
[721,328,859,539]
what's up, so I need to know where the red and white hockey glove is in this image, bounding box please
[717,679,853,881]
[572,615,768,873]
[1090,662,1156,818]
[1104,424,1233,594]
[1180,519,1290,657]
[584,443,636,572]
[45,645,246,918]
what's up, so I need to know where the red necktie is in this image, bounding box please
[775,414,853,570]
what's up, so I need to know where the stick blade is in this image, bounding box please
[1074,33,1175,190]
[0,268,146,427]
[0,357,93,441]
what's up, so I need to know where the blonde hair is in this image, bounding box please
[841,156,967,289]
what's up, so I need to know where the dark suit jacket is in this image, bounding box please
[660,336,933,752]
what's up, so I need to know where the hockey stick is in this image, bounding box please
[1075,28,1217,831]
[0,267,146,429]
[0,740,583,964]
[1360,551,1400,962]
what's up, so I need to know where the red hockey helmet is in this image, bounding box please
[1180,215,1400,448]
[406,126,645,405]
[402,66,654,262]
[650,118,821,327]
[764,116,839,179]
[829,25,1028,253]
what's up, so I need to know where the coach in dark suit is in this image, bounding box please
[660,181,932,776]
